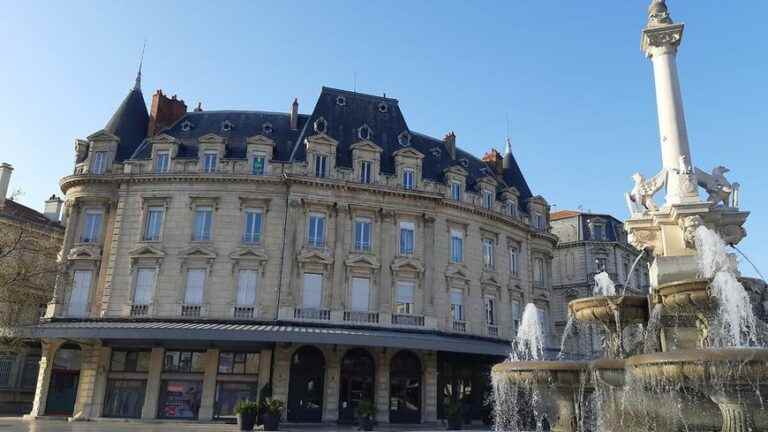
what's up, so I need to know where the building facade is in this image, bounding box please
[0,164,64,414]
[549,210,651,359]
[28,78,557,424]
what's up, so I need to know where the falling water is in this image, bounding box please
[642,304,664,353]
[621,249,647,295]
[694,226,758,347]
[513,303,546,361]
[557,314,576,360]
[593,272,617,296]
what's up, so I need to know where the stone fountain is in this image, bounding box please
[492,1,766,431]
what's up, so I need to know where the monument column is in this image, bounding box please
[642,0,697,205]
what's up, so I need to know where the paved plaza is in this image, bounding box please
[0,418,491,432]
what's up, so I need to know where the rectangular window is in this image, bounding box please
[81,209,103,243]
[354,218,372,251]
[360,160,372,184]
[91,151,107,174]
[217,352,260,375]
[193,207,213,241]
[314,154,328,178]
[450,289,464,321]
[510,248,519,276]
[482,190,494,209]
[450,229,463,263]
[236,270,258,306]
[163,351,205,373]
[214,382,259,418]
[20,356,40,388]
[158,380,202,419]
[303,273,323,309]
[133,268,156,305]
[450,182,462,201]
[511,301,521,331]
[534,212,546,230]
[0,357,14,387]
[68,270,92,317]
[483,239,495,269]
[184,269,206,305]
[308,214,326,247]
[399,222,415,256]
[251,154,266,176]
[534,257,545,285]
[203,152,218,173]
[155,151,170,173]
[395,281,415,314]
[403,168,414,190]
[242,209,263,243]
[484,296,496,325]
[592,224,605,240]
[103,380,146,419]
[143,207,164,241]
[537,307,548,335]
[507,201,518,218]
[350,277,370,312]
[110,350,151,372]
[596,257,608,273]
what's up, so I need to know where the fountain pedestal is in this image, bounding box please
[711,391,756,432]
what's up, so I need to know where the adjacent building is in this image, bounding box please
[0,164,64,414]
[549,210,651,359]
[29,75,558,424]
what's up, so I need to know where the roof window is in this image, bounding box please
[221,120,234,132]
[398,131,411,147]
[314,117,327,134]
[336,96,346,106]
[358,124,372,141]
[181,120,194,132]
[262,123,273,135]
[377,102,388,113]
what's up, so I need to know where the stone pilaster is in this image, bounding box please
[98,188,126,317]
[257,349,273,396]
[379,212,395,312]
[331,206,349,309]
[323,348,340,422]
[423,351,438,423]
[71,342,103,420]
[271,345,291,416]
[198,348,220,421]
[27,338,64,418]
[90,346,111,419]
[141,347,164,420]
[374,349,390,423]
[423,215,436,315]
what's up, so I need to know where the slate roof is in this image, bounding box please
[105,87,150,162]
[0,199,64,231]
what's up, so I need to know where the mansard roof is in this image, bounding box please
[104,87,150,161]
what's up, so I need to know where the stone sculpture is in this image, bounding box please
[627,170,667,214]
[695,165,735,207]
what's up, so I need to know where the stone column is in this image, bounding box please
[422,352,438,423]
[331,206,349,309]
[271,346,291,415]
[279,198,303,307]
[423,216,436,315]
[89,346,111,418]
[71,342,103,421]
[374,349,390,423]
[257,348,273,396]
[141,347,164,420]
[198,348,220,421]
[27,338,64,418]
[323,347,340,422]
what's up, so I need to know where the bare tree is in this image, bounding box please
[0,218,62,351]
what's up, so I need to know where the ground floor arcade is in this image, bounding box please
[27,321,505,425]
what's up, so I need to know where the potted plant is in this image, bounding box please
[356,400,376,431]
[234,400,259,431]
[445,398,463,430]
[261,398,284,431]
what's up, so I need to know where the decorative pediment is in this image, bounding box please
[86,130,119,143]
[128,245,166,268]
[246,135,275,147]
[391,256,424,273]
[443,165,468,178]
[393,147,425,160]
[180,245,217,259]
[350,140,383,154]
[148,133,178,145]
[444,263,470,280]
[229,247,268,262]
[297,248,334,265]
[306,133,338,147]
[481,271,502,287]
[345,254,381,269]
[67,245,102,261]
[477,175,498,188]
[198,133,225,145]
[501,186,520,201]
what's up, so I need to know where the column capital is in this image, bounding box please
[642,23,684,57]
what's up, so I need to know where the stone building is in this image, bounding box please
[0,163,64,414]
[549,210,651,359]
[28,75,557,424]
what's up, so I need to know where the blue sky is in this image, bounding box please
[1,1,766,277]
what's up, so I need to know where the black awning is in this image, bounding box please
[32,320,512,356]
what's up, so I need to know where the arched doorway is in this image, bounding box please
[287,346,325,422]
[389,350,421,423]
[45,345,82,416]
[338,348,375,424]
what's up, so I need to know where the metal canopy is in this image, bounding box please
[32,320,512,356]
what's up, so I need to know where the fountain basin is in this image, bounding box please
[590,358,625,388]
[492,361,588,386]
[569,295,649,327]
[626,348,768,386]
[654,278,713,312]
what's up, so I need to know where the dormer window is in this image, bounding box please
[482,190,494,210]
[221,120,234,132]
[398,131,411,147]
[360,160,372,184]
[430,147,442,158]
[403,168,414,190]
[181,120,193,132]
[451,182,462,201]
[314,154,328,178]
[314,117,327,134]
[203,152,218,173]
[592,223,606,241]
[155,151,170,174]
[377,102,388,113]
[91,151,108,175]
[358,124,372,141]
[459,158,469,168]
[507,201,518,218]
[336,96,346,106]
[252,153,266,176]
[262,123,273,135]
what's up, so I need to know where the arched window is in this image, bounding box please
[288,346,325,422]
[339,349,375,423]
[389,350,421,423]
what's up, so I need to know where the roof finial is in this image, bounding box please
[134,40,146,91]
[505,137,512,156]
[648,0,673,26]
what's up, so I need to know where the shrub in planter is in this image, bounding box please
[356,400,376,431]
[261,398,285,431]
[235,400,260,431]
[445,399,463,430]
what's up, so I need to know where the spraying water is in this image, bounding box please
[593,272,617,296]
[694,225,758,347]
[513,303,546,361]
[621,249,647,295]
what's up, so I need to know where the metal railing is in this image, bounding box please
[233,306,256,319]
[343,311,379,324]
[294,308,331,321]
[487,325,499,337]
[452,320,468,333]
[391,314,425,327]
[180,304,203,318]
[130,304,150,317]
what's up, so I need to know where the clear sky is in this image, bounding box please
[1,1,766,277]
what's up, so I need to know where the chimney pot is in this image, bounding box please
[443,132,456,160]
[0,163,13,207]
[43,195,64,222]
[290,98,299,130]
[148,89,188,136]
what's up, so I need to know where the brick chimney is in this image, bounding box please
[44,195,64,222]
[147,90,188,136]
[0,163,12,207]
[482,149,504,175]
[443,132,456,160]
[290,98,299,130]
